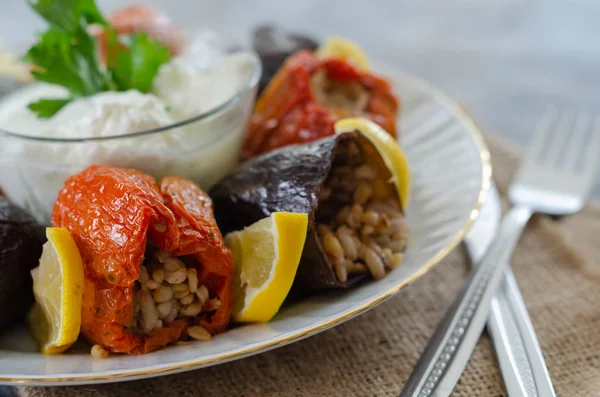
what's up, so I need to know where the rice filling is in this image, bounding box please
[131,249,220,336]
[316,139,409,282]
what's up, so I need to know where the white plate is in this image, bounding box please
[0,65,491,386]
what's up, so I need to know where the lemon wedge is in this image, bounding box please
[334,117,411,208]
[28,227,84,354]
[316,36,371,71]
[226,212,308,323]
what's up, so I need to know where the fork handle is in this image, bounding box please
[399,206,533,397]
[487,266,556,397]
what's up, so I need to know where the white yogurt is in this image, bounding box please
[153,53,256,122]
[0,50,258,222]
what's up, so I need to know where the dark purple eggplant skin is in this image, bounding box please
[0,197,45,332]
[210,133,372,292]
[252,25,319,94]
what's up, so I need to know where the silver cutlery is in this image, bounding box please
[467,183,551,397]
[400,108,600,397]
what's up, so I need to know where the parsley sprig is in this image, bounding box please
[25,0,171,118]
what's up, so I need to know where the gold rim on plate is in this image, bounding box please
[2,66,492,385]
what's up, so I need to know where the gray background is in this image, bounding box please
[2,0,600,196]
[0,2,598,395]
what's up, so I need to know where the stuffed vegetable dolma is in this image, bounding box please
[52,166,234,354]
[211,128,409,292]
[0,197,45,333]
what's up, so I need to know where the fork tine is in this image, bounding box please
[563,112,593,170]
[526,107,558,162]
[544,111,572,167]
[581,116,600,178]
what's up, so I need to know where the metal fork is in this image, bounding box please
[400,108,600,397]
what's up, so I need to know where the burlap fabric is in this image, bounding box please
[19,135,600,397]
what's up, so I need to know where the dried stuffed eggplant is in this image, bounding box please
[252,25,319,94]
[0,197,45,332]
[210,131,408,292]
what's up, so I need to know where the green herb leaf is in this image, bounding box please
[109,33,170,93]
[25,0,171,118]
[27,98,73,118]
[27,0,106,33]
[25,27,109,97]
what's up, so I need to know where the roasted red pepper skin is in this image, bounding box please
[160,176,234,334]
[52,166,233,354]
[242,50,399,160]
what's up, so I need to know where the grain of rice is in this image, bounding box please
[391,230,404,241]
[196,285,209,304]
[152,268,165,284]
[164,304,179,324]
[140,291,159,333]
[390,217,405,231]
[152,285,173,303]
[374,235,391,247]
[346,213,361,229]
[388,253,404,269]
[388,240,407,253]
[367,201,397,217]
[164,257,184,272]
[172,284,189,294]
[376,215,391,232]
[139,265,149,283]
[187,325,211,341]
[91,344,109,358]
[165,268,187,284]
[181,303,203,317]
[383,248,393,263]
[322,233,344,259]
[336,229,358,260]
[204,298,222,312]
[156,301,172,319]
[368,242,383,256]
[180,294,194,305]
[364,247,386,280]
[146,280,160,290]
[361,210,380,226]
[361,225,375,237]
[174,290,190,300]
[187,268,198,293]
[348,262,367,274]
[334,259,348,283]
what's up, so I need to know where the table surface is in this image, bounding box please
[0,2,598,394]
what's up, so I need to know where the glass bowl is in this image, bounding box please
[0,44,261,223]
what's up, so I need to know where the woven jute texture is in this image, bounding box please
[19,135,600,397]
